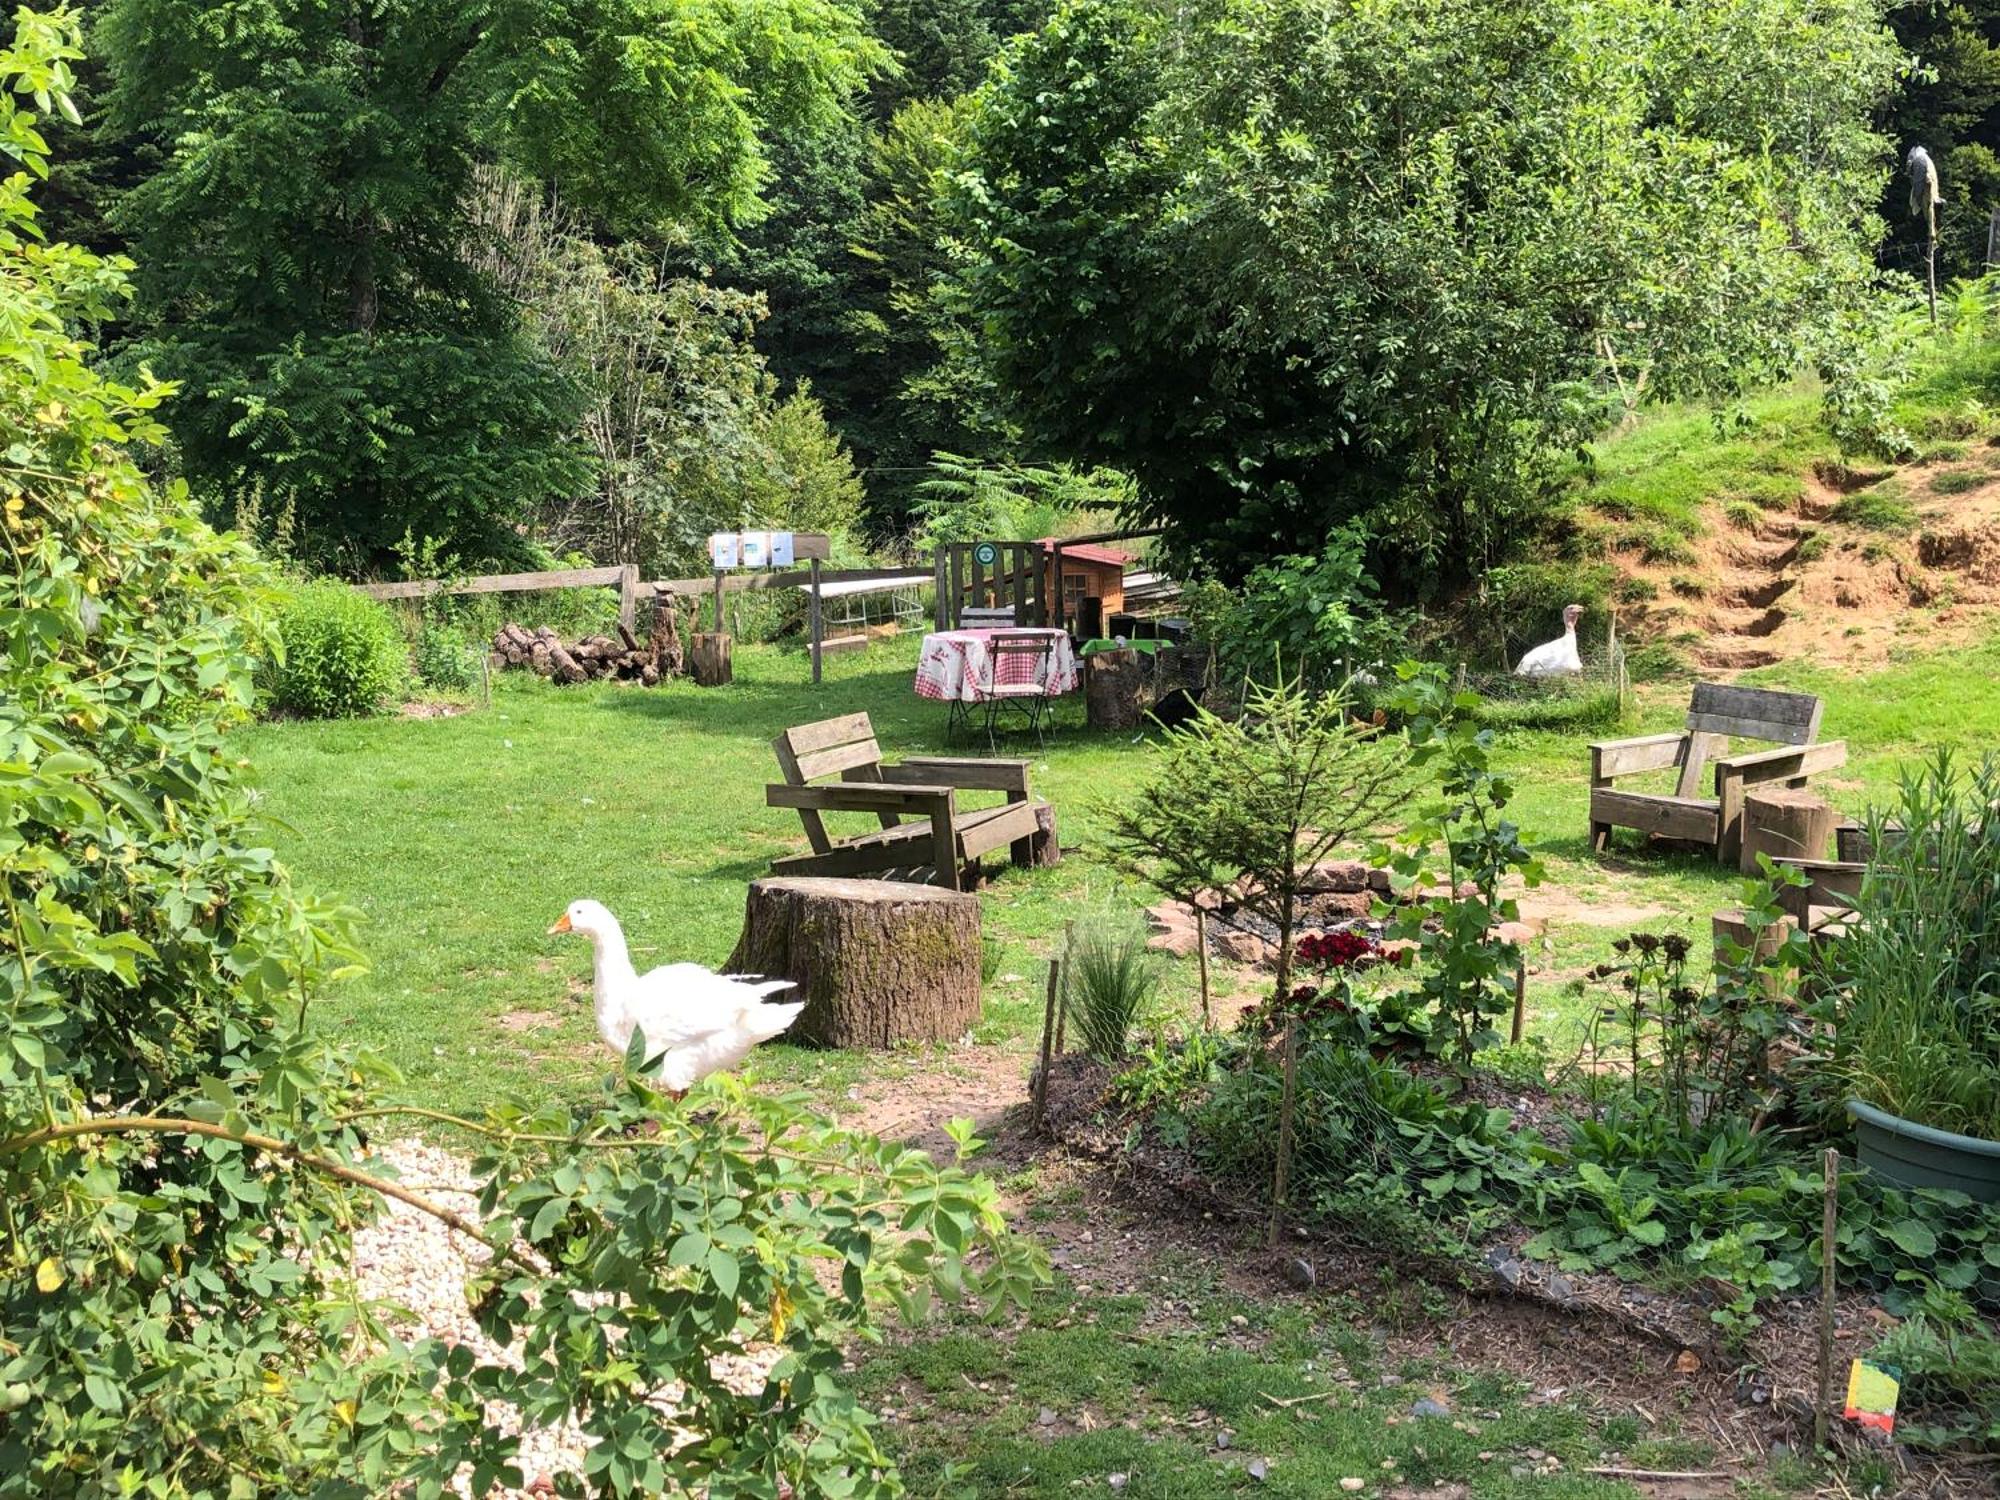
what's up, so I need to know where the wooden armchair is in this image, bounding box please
[765,712,1048,891]
[1588,684,1846,865]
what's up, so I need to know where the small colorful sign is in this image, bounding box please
[1844,1359,1901,1436]
[972,541,999,566]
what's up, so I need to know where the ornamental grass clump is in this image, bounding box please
[1822,751,2000,1141]
[1062,910,1160,1062]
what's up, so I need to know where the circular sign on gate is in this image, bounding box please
[972,541,999,566]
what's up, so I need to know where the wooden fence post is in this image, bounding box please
[809,558,824,685]
[711,570,726,633]
[617,564,640,637]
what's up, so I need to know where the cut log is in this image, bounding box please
[725,877,982,1048]
[1085,647,1148,731]
[1740,788,1838,874]
[1030,800,1062,868]
[689,630,733,687]
[649,596,685,680]
[1712,907,1795,1001]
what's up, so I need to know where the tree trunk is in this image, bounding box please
[648,595,685,680]
[726,878,982,1049]
[1084,647,1149,730]
[689,631,732,687]
[1030,801,1062,868]
[1740,789,1838,874]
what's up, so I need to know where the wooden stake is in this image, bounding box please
[1268,1015,1299,1250]
[1033,958,1061,1132]
[1510,956,1528,1044]
[1817,1146,1839,1451]
[1195,907,1211,1026]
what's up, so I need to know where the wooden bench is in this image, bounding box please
[765,712,1049,891]
[1588,684,1847,865]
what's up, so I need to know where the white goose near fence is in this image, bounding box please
[1514,604,1585,678]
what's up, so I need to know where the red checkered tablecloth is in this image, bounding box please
[914,628,1080,703]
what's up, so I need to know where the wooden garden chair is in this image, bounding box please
[1588,684,1846,865]
[765,712,1048,891]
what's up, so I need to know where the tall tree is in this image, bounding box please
[96,0,884,570]
[948,0,1902,588]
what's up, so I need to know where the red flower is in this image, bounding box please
[1298,928,1377,971]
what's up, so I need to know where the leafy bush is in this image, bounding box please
[412,621,479,692]
[1061,911,1159,1062]
[1820,752,2000,1140]
[1381,668,1542,1067]
[2,32,1042,1495]
[1214,531,1390,687]
[271,579,410,717]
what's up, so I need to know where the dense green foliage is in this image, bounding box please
[949,0,1903,586]
[2,26,1044,1493]
[1883,1,2000,282]
[91,0,885,569]
[270,580,410,718]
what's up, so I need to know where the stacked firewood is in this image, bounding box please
[490,619,669,686]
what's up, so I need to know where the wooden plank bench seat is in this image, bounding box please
[765,712,1051,891]
[1589,683,1846,864]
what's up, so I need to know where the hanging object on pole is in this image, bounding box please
[1909,145,1942,326]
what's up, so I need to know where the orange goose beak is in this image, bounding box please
[547,912,573,935]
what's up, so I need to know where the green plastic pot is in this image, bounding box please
[1847,1099,2000,1203]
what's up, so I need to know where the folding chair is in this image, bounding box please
[983,632,1057,749]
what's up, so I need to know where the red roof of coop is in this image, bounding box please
[1035,538,1135,567]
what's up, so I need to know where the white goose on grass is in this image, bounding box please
[548,899,804,1098]
[1514,603,1585,678]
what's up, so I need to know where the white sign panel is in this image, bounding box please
[707,532,740,569]
[740,531,770,569]
[768,531,795,568]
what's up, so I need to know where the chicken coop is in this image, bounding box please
[1039,540,1133,638]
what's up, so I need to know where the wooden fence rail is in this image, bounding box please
[356,562,933,685]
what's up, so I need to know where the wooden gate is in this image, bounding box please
[931,541,1047,629]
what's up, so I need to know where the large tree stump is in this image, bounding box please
[1740,787,1839,874]
[726,878,982,1048]
[689,630,733,687]
[1085,648,1148,730]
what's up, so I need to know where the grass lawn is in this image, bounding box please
[233,631,2000,1499]
[239,630,2000,1117]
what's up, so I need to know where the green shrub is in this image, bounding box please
[1061,912,1160,1062]
[272,581,409,716]
[411,621,478,693]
